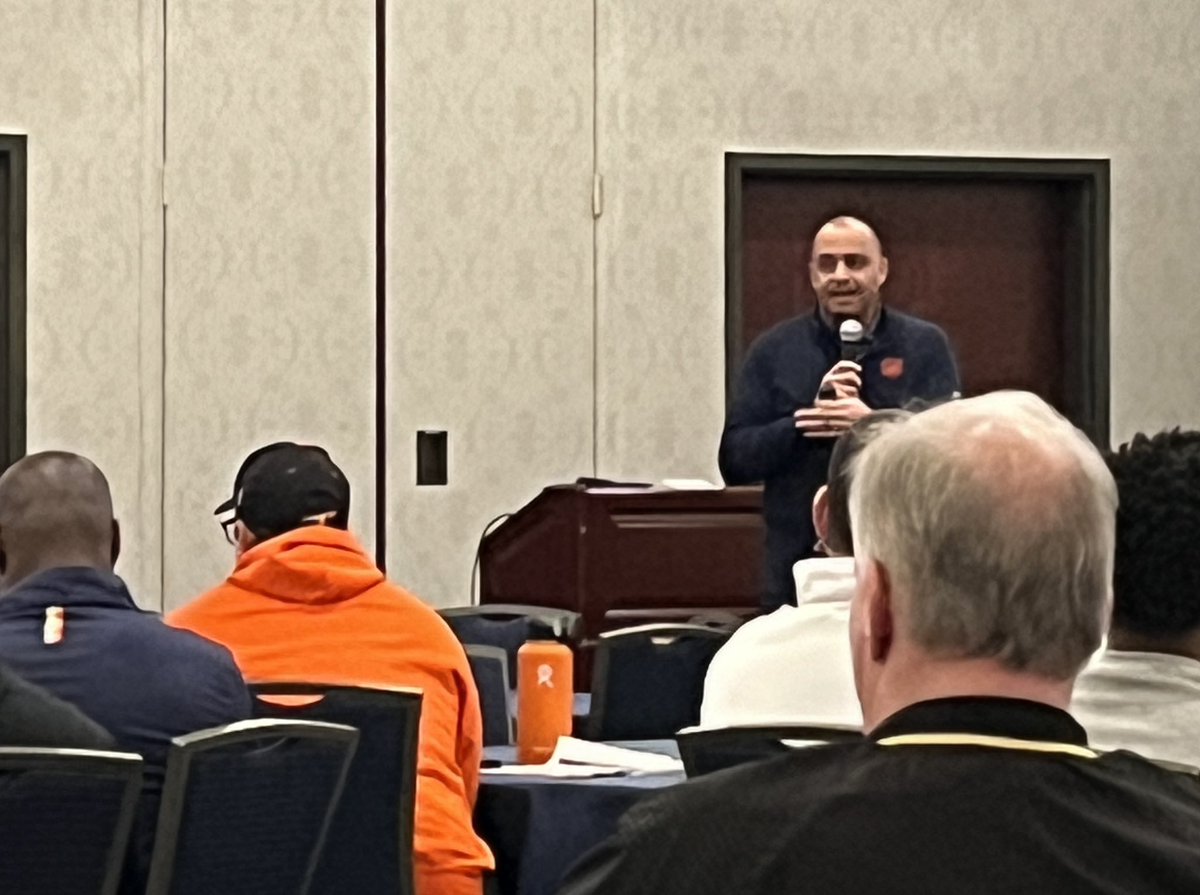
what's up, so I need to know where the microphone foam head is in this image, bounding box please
[839,318,864,343]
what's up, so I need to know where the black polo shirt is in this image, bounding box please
[558,697,1200,894]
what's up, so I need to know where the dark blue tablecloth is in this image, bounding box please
[476,742,683,895]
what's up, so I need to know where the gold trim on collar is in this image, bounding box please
[875,732,1098,759]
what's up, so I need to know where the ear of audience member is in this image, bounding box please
[1070,428,1200,768]
[559,392,1200,895]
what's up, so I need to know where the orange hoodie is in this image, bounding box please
[168,526,492,895]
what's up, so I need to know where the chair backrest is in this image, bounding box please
[439,604,582,679]
[0,747,143,895]
[676,725,864,778]
[464,646,514,746]
[587,624,731,741]
[249,684,423,895]
[145,719,358,895]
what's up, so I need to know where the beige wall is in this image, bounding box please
[5,0,1200,609]
[386,1,595,606]
[0,0,164,604]
[596,0,1200,485]
[161,0,376,609]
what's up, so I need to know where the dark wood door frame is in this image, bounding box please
[0,134,26,470]
[725,152,1110,446]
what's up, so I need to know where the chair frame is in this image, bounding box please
[248,682,423,895]
[145,719,358,895]
[0,747,143,895]
[587,624,731,741]
[675,725,863,777]
[464,644,515,746]
[439,604,583,640]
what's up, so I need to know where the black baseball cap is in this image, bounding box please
[215,442,350,540]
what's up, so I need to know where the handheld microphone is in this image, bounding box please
[839,319,867,362]
[817,319,871,402]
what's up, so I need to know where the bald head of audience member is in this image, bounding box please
[809,215,889,328]
[813,408,912,557]
[847,392,1116,731]
[0,452,119,590]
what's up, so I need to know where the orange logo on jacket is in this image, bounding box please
[881,357,904,379]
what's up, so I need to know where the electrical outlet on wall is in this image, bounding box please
[416,430,448,486]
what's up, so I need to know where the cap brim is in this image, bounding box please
[214,496,236,516]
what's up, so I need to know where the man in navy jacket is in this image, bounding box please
[0,451,251,887]
[720,216,959,609]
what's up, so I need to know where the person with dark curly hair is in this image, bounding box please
[1072,428,1200,769]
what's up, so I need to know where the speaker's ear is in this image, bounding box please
[111,519,122,567]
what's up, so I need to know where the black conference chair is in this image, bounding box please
[250,684,423,895]
[676,725,864,778]
[465,645,514,746]
[144,719,357,895]
[0,747,143,895]
[586,624,731,741]
[439,604,582,680]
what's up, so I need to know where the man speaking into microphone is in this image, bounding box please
[720,215,960,610]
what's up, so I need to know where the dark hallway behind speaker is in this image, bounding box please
[726,154,1109,445]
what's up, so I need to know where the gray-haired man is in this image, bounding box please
[560,392,1200,895]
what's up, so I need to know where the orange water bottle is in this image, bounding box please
[517,640,574,764]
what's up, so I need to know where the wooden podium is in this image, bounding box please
[479,484,764,682]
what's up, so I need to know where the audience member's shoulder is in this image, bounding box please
[721,605,796,645]
[165,584,231,628]
[648,742,868,821]
[372,578,465,645]
[1095,748,1200,803]
[376,578,443,616]
[122,600,242,666]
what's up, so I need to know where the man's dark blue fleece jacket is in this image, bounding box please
[719,308,960,609]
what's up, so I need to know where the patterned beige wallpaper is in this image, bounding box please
[0,0,164,606]
[596,0,1200,484]
[385,0,595,606]
[6,0,1200,611]
[161,0,376,609]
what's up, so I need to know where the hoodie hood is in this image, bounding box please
[227,526,384,605]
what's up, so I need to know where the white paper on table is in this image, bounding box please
[480,736,684,778]
[660,478,721,491]
[479,762,631,779]
[549,737,683,773]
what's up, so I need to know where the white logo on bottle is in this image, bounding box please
[537,663,554,687]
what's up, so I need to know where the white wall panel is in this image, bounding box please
[596,0,1200,486]
[163,0,375,609]
[387,1,594,606]
[0,0,163,605]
